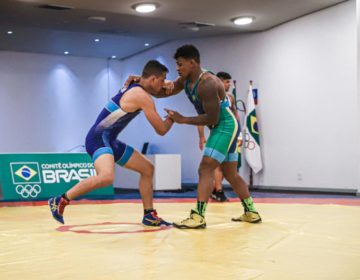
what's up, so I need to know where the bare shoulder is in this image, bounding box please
[198,73,221,94]
[175,76,186,86]
[121,86,153,111]
[125,86,151,100]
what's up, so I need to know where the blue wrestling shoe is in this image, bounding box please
[142,210,171,227]
[48,196,69,224]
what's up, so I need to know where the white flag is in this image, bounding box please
[244,84,263,173]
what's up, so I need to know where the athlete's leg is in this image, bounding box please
[173,108,236,229]
[197,156,219,202]
[116,144,170,226]
[213,166,223,192]
[211,166,228,202]
[220,161,249,199]
[173,156,218,229]
[123,150,154,210]
[49,153,115,224]
[66,154,115,200]
[221,161,261,223]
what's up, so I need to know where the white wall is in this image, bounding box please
[357,0,360,193]
[0,0,357,191]
[0,52,123,153]
[252,0,357,190]
[119,0,358,190]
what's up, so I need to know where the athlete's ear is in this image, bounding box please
[149,75,156,83]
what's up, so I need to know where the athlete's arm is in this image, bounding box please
[228,94,241,122]
[197,126,206,151]
[153,77,185,98]
[139,92,174,136]
[165,77,220,126]
[123,75,184,98]
[123,75,140,88]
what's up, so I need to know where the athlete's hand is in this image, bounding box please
[164,109,186,124]
[124,75,140,88]
[162,80,174,95]
[199,136,206,151]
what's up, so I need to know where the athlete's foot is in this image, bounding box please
[231,211,262,223]
[211,190,229,202]
[173,209,207,229]
[142,210,171,227]
[48,196,69,224]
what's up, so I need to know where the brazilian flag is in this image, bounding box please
[246,110,260,146]
[244,84,263,174]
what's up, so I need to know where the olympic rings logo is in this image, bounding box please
[15,184,41,198]
[244,132,256,150]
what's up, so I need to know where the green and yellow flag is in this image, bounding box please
[244,83,262,173]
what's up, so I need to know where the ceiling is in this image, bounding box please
[0,0,347,60]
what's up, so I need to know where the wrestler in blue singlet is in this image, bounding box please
[85,83,142,165]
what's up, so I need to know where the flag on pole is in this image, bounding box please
[244,82,263,173]
[232,80,238,109]
[232,80,242,170]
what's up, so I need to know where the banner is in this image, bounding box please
[244,84,263,173]
[0,153,113,201]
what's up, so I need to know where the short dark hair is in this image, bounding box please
[142,60,169,78]
[173,44,200,63]
[216,72,232,80]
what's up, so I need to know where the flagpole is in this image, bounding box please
[233,80,238,110]
[248,80,254,189]
[233,80,246,114]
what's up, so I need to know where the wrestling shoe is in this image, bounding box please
[231,211,262,223]
[48,196,69,224]
[142,210,171,227]
[173,209,206,229]
[211,190,229,202]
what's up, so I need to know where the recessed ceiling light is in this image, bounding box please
[94,38,100,42]
[132,3,158,13]
[7,30,13,34]
[88,16,106,22]
[64,51,69,55]
[185,26,199,32]
[144,43,150,47]
[232,16,254,26]
[111,55,117,59]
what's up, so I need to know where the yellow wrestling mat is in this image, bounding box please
[1,202,360,280]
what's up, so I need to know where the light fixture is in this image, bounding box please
[232,16,254,26]
[88,16,106,22]
[64,51,69,55]
[7,30,13,34]
[111,55,117,59]
[132,3,158,13]
[144,43,150,47]
[94,38,100,42]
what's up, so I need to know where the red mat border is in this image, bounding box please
[57,221,172,234]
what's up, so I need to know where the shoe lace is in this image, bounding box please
[181,217,193,223]
[150,210,164,222]
[181,212,198,223]
[50,200,58,212]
